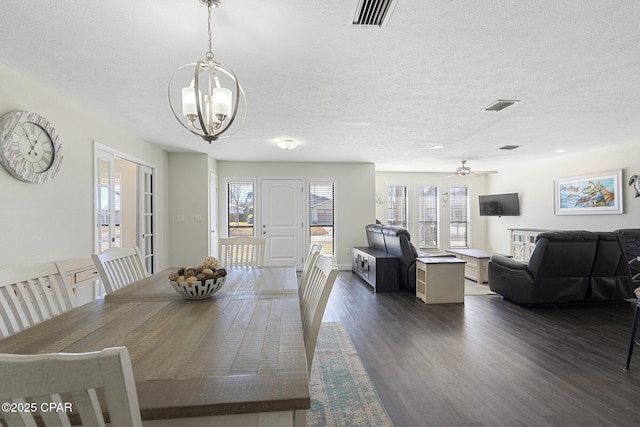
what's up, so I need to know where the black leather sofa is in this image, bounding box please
[488,230,635,305]
[364,224,425,290]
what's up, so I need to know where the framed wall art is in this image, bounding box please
[554,169,623,215]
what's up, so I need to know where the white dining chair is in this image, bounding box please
[298,244,322,300]
[0,346,142,427]
[0,262,76,339]
[299,254,339,375]
[218,237,266,267]
[92,247,149,294]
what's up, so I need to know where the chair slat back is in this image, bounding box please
[218,237,266,267]
[0,262,75,339]
[92,247,148,294]
[299,244,322,300]
[0,346,142,427]
[300,254,339,374]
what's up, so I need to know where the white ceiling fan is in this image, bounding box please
[449,160,497,177]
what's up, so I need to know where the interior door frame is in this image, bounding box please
[93,141,157,273]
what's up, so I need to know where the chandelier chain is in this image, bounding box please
[205,1,214,60]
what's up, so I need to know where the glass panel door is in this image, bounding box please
[139,165,155,274]
[95,150,117,253]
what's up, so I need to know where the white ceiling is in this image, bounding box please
[2,1,640,172]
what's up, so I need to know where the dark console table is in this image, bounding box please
[352,247,400,292]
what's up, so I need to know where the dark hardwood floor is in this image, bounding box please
[322,271,639,427]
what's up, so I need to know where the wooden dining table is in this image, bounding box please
[0,266,310,426]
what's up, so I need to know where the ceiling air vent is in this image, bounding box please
[500,145,521,150]
[483,99,519,112]
[352,0,398,27]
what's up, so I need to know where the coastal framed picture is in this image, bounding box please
[554,169,623,215]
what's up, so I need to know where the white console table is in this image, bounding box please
[56,258,101,305]
[445,248,508,284]
[415,257,466,304]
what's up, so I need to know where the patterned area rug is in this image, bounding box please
[308,322,394,427]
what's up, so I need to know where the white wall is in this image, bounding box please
[0,62,171,269]
[375,172,489,251]
[486,142,640,254]
[168,153,213,267]
[217,161,375,268]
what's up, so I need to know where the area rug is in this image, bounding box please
[307,322,394,427]
[464,280,495,296]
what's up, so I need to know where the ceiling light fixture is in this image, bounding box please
[276,139,299,150]
[168,0,246,143]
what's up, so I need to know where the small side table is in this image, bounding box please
[415,257,466,304]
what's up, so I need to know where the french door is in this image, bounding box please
[94,144,156,273]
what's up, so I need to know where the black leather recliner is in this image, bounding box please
[382,226,420,290]
[488,231,599,305]
[364,224,426,291]
[589,231,634,301]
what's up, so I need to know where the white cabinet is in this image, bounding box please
[509,229,546,262]
[415,257,466,304]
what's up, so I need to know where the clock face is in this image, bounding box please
[0,111,63,183]
[13,122,55,173]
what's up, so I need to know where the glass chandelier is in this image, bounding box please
[168,0,246,143]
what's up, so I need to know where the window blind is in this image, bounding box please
[227,181,254,237]
[419,185,438,248]
[386,185,408,227]
[449,186,469,248]
[309,182,335,255]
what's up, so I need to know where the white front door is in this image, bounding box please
[260,179,304,268]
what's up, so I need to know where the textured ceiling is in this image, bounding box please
[1,0,640,172]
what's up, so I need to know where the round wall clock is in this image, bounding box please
[0,111,63,183]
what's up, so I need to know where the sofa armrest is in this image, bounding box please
[488,255,536,304]
[490,255,527,271]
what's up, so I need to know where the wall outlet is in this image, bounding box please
[345,247,352,255]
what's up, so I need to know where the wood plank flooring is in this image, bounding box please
[321,272,639,427]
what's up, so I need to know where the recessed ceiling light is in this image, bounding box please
[555,149,567,153]
[483,99,520,112]
[499,145,521,150]
[276,139,299,150]
[431,144,444,149]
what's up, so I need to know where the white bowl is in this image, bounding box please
[170,277,226,299]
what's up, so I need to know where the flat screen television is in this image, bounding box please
[479,193,520,216]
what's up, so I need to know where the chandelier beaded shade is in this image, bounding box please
[168,0,246,143]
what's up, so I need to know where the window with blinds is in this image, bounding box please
[309,181,335,255]
[449,186,469,248]
[387,185,408,227]
[226,181,254,237]
[419,185,438,248]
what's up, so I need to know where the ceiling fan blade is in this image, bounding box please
[471,170,498,175]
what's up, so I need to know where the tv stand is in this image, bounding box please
[352,247,400,292]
